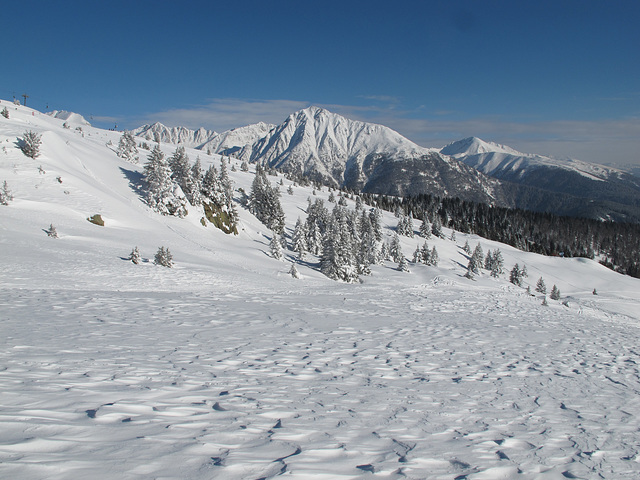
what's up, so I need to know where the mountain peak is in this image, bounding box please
[441,137,523,157]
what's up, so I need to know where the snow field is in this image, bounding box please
[1,100,640,479]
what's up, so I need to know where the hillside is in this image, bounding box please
[1,99,640,479]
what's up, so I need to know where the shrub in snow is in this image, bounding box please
[593,288,598,295]
[550,285,561,300]
[542,296,548,306]
[154,246,173,267]
[536,277,546,294]
[47,224,58,238]
[128,246,141,264]
[289,263,300,279]
[1,107,8,119]
[87,214,104,226]
[20,131,42,159]
[0,180,13,205]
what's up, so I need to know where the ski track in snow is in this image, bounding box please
[1,282,639,480]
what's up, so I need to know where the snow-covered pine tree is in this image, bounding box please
[472,244,484,268]
[397,255,410,272]
[412,245,422,264]
[190,157,203,206]
[369,208,383,242]
[305,198,329,255]
[0,180,13,205]
[289,263,300,279]
[419,213,432,239]
[389,233,403,263]
[429,246,439,266]
[128,246,141,264]
[1,107,8,119]
[420,242,431,265]
[468,244,483,275]
[116,131,139,163]
[536,277,547,294]
[320,206,358,282]
[292,217,308,260]
[154,246,173,267]
[20,131,41,159]
[169,146,194,203]
[431,214,444,238]
[240,160,249,172]
[249,165,285,234]
[269,233,283,260]
[149,146,187,217]
[490,249,504,277]
[550,285,561,300]
[201,164,220,203]
[463,240,472,254]
[510,263,523,286]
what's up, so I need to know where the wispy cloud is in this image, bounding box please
[126,98,640,167]
[131,99,311,132]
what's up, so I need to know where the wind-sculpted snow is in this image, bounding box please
[1,282,639,480]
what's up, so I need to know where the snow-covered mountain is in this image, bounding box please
[442,137,640,221]
[46,109,91,126]
[2,99,640,479]
[234,106,504,203]
[442,136,629,182]
[131,122,217,149]
[200,121,275,156]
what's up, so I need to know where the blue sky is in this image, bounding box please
[3,0,639,165]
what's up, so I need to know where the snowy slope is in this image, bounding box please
[2,100,640,479]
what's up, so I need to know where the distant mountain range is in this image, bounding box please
[133,107,640,222]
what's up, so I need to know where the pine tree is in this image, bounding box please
[128,246,141,264]
[536,277,547,294]
[269,233,283,260]
[169,146,193,202]
[143,145,187,217]
[510,263,523,286]
[249,166,284,234]
[0,180,13,205]
[190,157,203,206]
[201,164,220,202]
[429,246,439,266]
[542,296,548,306]
[412,245,422,263]
[431,215,444,238]
[420,242,431,265]
[1,107,9,119]
[490,249,504,278]
[468,244,484,275]
[369,208,383,242]
[240,160,249,172]
[154,246,173,267]
[320,206,358,282]
[419,213,432,239]
[463,240,472,254]
[550,285,561,300]
[397,255,410,272]
[20,131,41,159]
[389,233,403,263]
[116,131,139,163]
[289,263,300,279]
[292,217,308,260]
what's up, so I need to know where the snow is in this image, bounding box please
[2,99,640,479]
